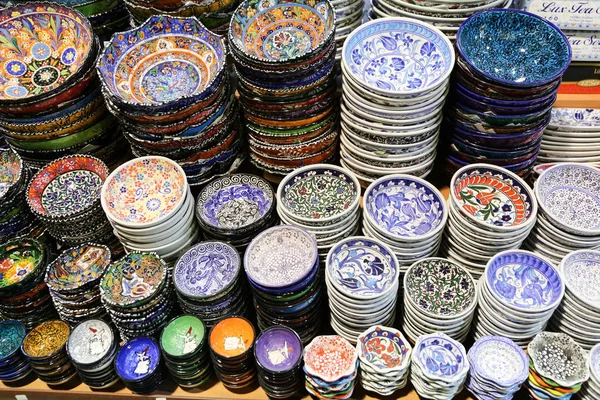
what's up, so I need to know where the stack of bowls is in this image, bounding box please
[526,163,600,265]
[581,343,600,400]
[101,156,198,266]
[115,337,163,394]
[446,9,571,178]
[254,326,304,399]
[410,333,469,399]
[442,164,538,278]
[160,315,211,388]
[526,332,589,400]
[466,336,529,400]
[195,174,277,254]
[550,250,600,350]
[100,252,175,341]
[208,316,257,390]
[356,325,412,396]
[45,244,112,325]
[0,320,31,383]
[174,242,248,328]
[97,16,242,187]
[22,320,77,385]
[66,319,120,389]
[277,164,361,267]
[402,258,477,343]
[326,237,400,343]
[539,108,600,164]
[340,18,453,184]
[0,238,56,331]
[362,175,447,273]
[303,335,359,399]
[229,0,338,176]
[334,2,362,63]
[472,250,565,347]
[55,0,130,41]
[245,225,322,344]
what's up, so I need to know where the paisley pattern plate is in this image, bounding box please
[0,320,26,359]
[560,250,600,310]
[22,320,70,358]
[115,337,161,381]
[357,326,411,371]
[549,108,600,130]
[67,319,114,365]
[304,335,358,383]
[413,333,468,381]
[45,244,111,292]
[160,315,205,357]
[254,326,302,373]
[468,336,528,387]
[0,239,45,290]
[0,150,22,199]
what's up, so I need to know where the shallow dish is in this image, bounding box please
[468,336,528,389]
[548,108,600,132]
[115,337,161,382]
[22,320,70,360]
[356,325,411,373]
[304,335,358,383]
[411,332,469,383]
[559,250,600,311]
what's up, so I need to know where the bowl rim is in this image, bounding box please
[559,249,600,311]
[468,335,529,387]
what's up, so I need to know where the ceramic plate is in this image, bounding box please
[357,325,411,373]
[22,320,70,358]
[0,238,45,290]
[304,335,358,383]
[560,250,600,310]
[0,320,26,360]
[160,315,205,357]
[548,108,600,132]
[467,336,528,388]
[115,337,161,382]
[67,319,114,366]
[254,326,302,373]
[45,244,111,293]
[412,333,469,382]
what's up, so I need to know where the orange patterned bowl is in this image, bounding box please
[209,317,255,359]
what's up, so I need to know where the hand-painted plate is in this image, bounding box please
[45,244,111,293]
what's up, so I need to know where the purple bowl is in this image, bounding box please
[254,326,303,373]
[455,81,557,108]
[449,121,546,148]
[450,108,551,136]
[455,84,557,115]
[454,100,553,128]
[450,145,540,166]
[450,137,541,162]
[448,150,538,173]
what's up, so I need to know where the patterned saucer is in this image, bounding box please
[67,319,114,366]
[254,326,303,373]
[0,238,46,291]
[0,320,26,360]
[45,244,111,293]
[468,336,528,388]
[560,250,600,310]
[412,333,469,382]
[22,320,70,359]
[0,150,22,200]
[304,335,358,383]
[160,315,206,358]
[357,326,411,373]
[115,337,161,382]
[548,108,600,132]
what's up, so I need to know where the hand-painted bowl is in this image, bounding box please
[0,320,26,361]
[160,315,206,359]
[66,319,115,367]
[304,335,358,382]
[456,9,571,88]
[124,0,238,22]
[254,325,303,373]
[548,108,600,132]
[0,150,23,200]
[559,250,600,311]
[356,325,411,373]
[115,337,161,382]
[22,320,71,360]
[0,238,46,293]
[412,332,469,383]
[467,336,528,388]
[208,316,255,358]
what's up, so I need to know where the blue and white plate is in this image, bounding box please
[548,108,600,132]
[589,343,600,382]
[411,332,469,383]
[467,336,528,389]
[559,250,600,310]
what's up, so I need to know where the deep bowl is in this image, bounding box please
[0,150,23,201]
[456,9,571,88]
[450,120,547,149]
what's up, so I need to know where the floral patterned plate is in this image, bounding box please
[559,250,600,311]
[0,150,22,200]
[22,320,70,359]
[0,320,26,360]
[45,244,111,293]
[467,336,528,388]
[0,238,46,291]
[304,335,358,383]
[548,108,600,132]
[356,326,411,373]
[412,333,469,383]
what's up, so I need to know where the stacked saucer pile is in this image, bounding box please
[45,244,112,325]
[100,252,175,341]
[66,319,120,389]
[229,0,338,175]
[340,18,453,184]
[115,337,163,394]
[160,315,211,388]
[526,163,600,265]
[356,325,412,396]
[97,16,242,187]
[0,320,31,383]
[101,156,199,266]
[550,250,600,350]
[303,335,359,399]
[402,258,477,343]
[208,316,257,390]
[539,108,600,164]
[581,344,600,400]
[334,0,362,62]
[0,238,56,331]
[410,333,469,399]
[362,175,447,272]
[326,237,400,343]
[174,242,247,328]
[195,174,276,254]
[277,165,361,267]
[442,164,538,277]
[245,225,322,344]
[446,10,571,178]
[466,336,529,399]
[526,332,589,400]
[254,326,304,398]
[473,250,565,347]
[21,320,77,385]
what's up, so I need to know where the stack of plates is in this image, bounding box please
[254,326,304,399]
[526,332,589,400]
[356,325,412,396]
[59,0,130,41]
[245,226,322,344]
[402,258,477,343]
[100,252,175,341]
[340,18,453,184]
[363,175,447,273]
[410,333,469,399]
[97,16,242,187]
[472,250,565,347]
[334,0,362,62]
[229,0,338,176]
[0,3,126,170]
[277,164,361,268]
[45,244,112,325]
[466,336,529,399]
[195,174,277,254]
[550,250,600,350]
[525,163,600,265]
[22,320,77,385]
[539,108,600,164]
[303,335,359,399]
[101,156,199,266]
[174,242,248,328]
[208,316,257,390]
[0,320,31,383]
[442,164,538,278]
[446,10,570,178]
[115,337,163,394]
[0,238,56,330]
[326,237,399,343]
[66,319,120,389]
[581,343,600,400]
[160,315,211,388]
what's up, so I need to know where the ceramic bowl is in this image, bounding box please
[304,335,358,383]
[559,250,600,311]
[22,320,71,360]
[456,10,571,88]
[468,336,528,389]
[45,244,111,294]
[356,326,412,373]
[411,333,469,383]
[208,316,255,359]
[0,150,23,201]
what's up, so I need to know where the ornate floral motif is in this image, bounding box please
[0,150,21,199]
[560,250,600,309]
[413,333,468,380]
[550,108,600,129]
[22,320,70,358]
[45,244,111,292]
[304,335,358,382]
[0,239,45,290]
[358,326,411,371]
[0,320,26,359]
[468,336,528,387]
